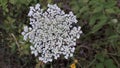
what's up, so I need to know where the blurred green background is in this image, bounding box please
[0,0,120,68]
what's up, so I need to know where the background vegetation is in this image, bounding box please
[0,0,120,68]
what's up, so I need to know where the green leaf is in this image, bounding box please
[0,0,8,12]
[91,18,107,33]
[35,62,40,68]
[11,43,17,53]
[80,6,88,14]
[104,0,116,8]
[96,63,104,68]
[7,16,15,23]
[93,6,103,13]
[96,54,104,62]
[91,15,107,33]
[16,0,31,5]
[104,59,117,68]
[0,0,7,6]
[9,0,16,4]
[47,0,52,4]
[108,34,119,40]
[72,5,79,13]
[20,44,30,55]
[89,15,97,26]
[105,8,115,14]
[117,24,120,33]
[70,1,79,13]
[83,0,89,3]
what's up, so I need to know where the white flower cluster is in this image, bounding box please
[21,3,82,63]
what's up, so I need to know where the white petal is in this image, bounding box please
[64,55,68,59]
[71,47,75,52]
[44,60,47,63]
[70,53,73,57]
[28,10,33,16]
[39,57,43,61]
[30,46,35,50]
[35,3,40,9]
[78,26,81,30]
[77,34,80,39]
[34,50,38,56]
[48,59,52,62]
[54,56,57,59]
[80,31,83,34]
[21,32,25,35]
[73,42,76,46]
[23,34,28,41]
[73,39,76,41]
[24,26,28,32]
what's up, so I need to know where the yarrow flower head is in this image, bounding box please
[22,3,82,63]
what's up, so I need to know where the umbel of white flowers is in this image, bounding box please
[21,3,82,63]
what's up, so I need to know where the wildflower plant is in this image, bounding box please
[21,3,82,63]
